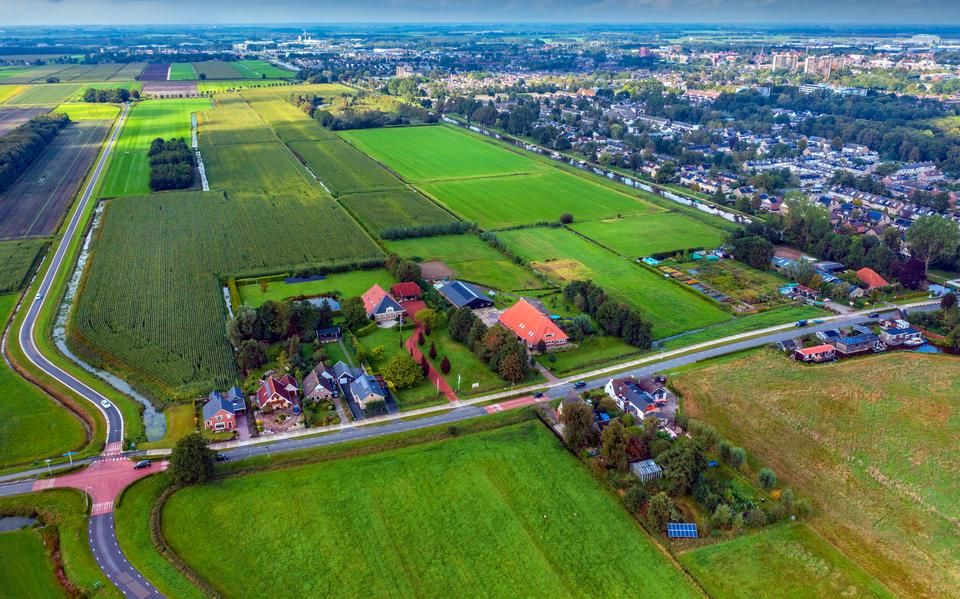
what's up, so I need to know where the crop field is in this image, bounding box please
[0,65,65,84]
[204,138,319,199]
[0,85,27,104]
[288,138,403,193]
[234,59,296,79]
[241,88,340,142]
[162,422,699,598]
[0,294,87,467]
[47,63,126,82]
[0,106,48,136]
[53,102,120,121]
[0,120,111,239]
[197,80,291,93]
[72,189,381,397]
[675,259,791,307]
[6,84,82,105]
[0,240,46,291]
[97,99,211,197]
[340,189,456,234]
[497,227,730,337]
[199,94,279,146]
[167,63,196,81]
[0,529,65,598]
[107,62,146,81]
[138,63,169,81]
[679,524,893,599]
[237,269,394,307]
[386,234,547,291]
[675,351,960,598]
[189,61,242,80]
[571,212,728,258]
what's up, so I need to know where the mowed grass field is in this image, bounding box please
[53,102,120,121]
[0,529,66,599]
[675,351,960,598]
[233,59,296,79]
[386,234,547,291]
[0,240,46,292]
[342,126,662,228]
[288,139,404,193]
[167,63,196,81]
[680,524,894,599]
[571,212,728,258]
[98,99,211,197]
[497,227,730,337]
[0,294,87,468]
[162,422,700,598]
[341,189,456,234]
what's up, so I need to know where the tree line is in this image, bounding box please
[0,113,70,193]
[148,137,194,192]
[82,87,137,103]
[447,307,532,384]
[227,298,335,375]
[562,281,653,349]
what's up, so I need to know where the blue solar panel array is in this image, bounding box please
[667,523,698,539]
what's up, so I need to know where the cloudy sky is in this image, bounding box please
[3,0,959,26]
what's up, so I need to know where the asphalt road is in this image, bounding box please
[89,514,163,599]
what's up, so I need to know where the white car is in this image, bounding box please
[100,400,112,409]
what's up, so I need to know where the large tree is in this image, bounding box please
[381,353,423,390]
[906,215,960,275]
[341,297,369,330]
[169,433,215,485]
[561,400,597,449]
[600,420,631,472]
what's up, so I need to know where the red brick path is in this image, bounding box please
[404,319,458,403]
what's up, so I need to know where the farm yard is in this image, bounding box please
[496,227,731,337]
[679,524,894,599]
[570,212,729,258]
[675,351,960,598]
[0,119,111,239]
[161,422,700,599]
[385,234,547,291]
[97,98,211,197]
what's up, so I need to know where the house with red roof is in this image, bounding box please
[362,284,405,323]
[498,298,568,351]
[255,373,300,411]
[855,267,890,290]
[793,344,836,363]
[390,282,422,301]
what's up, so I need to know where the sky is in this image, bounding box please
[2,0,959,26]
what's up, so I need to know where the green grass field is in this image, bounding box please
[385,234,547,291]
[234,60,296,79]
[422,324,519,395]
[0,529,66,599]
[571,212,728,258]
[97,99,211,197]
[340,189,456,234]
[288,138,405,193]
[236,269,395,307]
[660,304,828,350]
[0,490,117,597]
[197,80,291,93]
[680,524,893,599]
[5,84,81,105]
[538,334,641,375]
[354,324,446,409]
[162,422,699,598]
[190,61,243,80]
[167,63,196,81]
[497,227,730,338]
[0,239,46,293]
[0,294,86,467]
[675,351,960,598]
[52,102,120,121]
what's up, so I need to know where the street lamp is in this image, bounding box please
[44,459,52,476]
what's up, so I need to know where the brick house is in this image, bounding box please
[498,298,568,350]
[362,284,405,323]
[255,374,299,411]
[202,386,246,432]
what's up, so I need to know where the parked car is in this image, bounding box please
[532,392,544,398]
[572,381,587,389]
[214,453,228,462]
[100,400,112,409]
[794,320,808,328]
[868,312,880,318]
[133,460,151,470]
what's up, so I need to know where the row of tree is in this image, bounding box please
[147,137,194,192]
[82,87,136,103]
[0,113,70,193]
[562,281,653,349]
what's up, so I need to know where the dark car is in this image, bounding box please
[532,392,544,398]
[214,453,229,462]
[133,460,152,470]
[572,381,587,389]
[868,312,880,318]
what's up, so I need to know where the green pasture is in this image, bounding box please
[53,102,120,121]
[234,60,297,79]
[571,212,728,258]
[236,269,395,307]
[341,189,456,234]
[0,529,66,598]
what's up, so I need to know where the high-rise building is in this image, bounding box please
[804,55,846,79]
[772,53,798,72]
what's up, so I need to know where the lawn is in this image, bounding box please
[497,227,731,338]
[237,269,395,307]
[52,102,120,121]
[420,168,660,229]
[0,294,87,468]
[0,529,65,599]
[167,63,196,81]
[5,84,81,105]
[0,490,118,597]
[680,524,893,599]
[341,125,536,182]
[0,239,46,292]
[353,324,447,409]
[571,212,728,258]
[138,403,197,450]
[674,351,960,598]
[385,234,547,291]
[538,334,641,375]
[340,189,456,235]
[161,422,699,598]
[422,325,507,396]
[97,99,211,197]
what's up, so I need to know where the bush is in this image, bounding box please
[758,467,777,490]
[623,484,648,514]
[560,213,574,224]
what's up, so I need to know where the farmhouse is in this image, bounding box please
[255,374,300,411]
[202,386,246,432]
[437,280,494,310]
[349,375,387,409]
[362,284,405,323]
[604,376,668,418]
[302,363,338,401]
[794,344,836,363]
[855,267,890,290]
[498,299,568,350]
[390,282,422,301]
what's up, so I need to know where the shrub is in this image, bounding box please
[560,213,574,224]
[623,484,648,514]
[440,356,450,374]
[758,467,777,490]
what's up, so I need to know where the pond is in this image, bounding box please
[0,516,37,532]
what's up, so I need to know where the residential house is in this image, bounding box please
[202,386,246,432]
[332,361,360,387]
[362,284,405,323]
[498,298,568,350]
[604,376,667,418]
[794,344,836,362]
[831,332,881,355]
[879,322,924,347]
[855,267,890,290]
[437,280,494,310]
[349,375,387,410]
[390,282,422,301]
[302,363,338,401]
[255,374,299,411]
